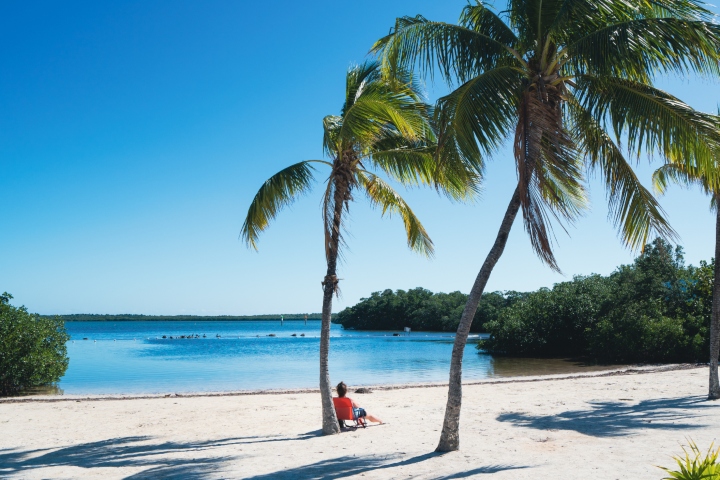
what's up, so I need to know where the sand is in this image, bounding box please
[1,365,719,479]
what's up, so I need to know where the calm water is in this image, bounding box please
[56,321,613,395]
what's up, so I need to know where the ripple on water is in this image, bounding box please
[53,321,621,395]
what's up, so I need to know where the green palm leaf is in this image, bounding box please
[373,16,519,84]
[241,161,320,250]
[435,65,526,174]
[575,75,719,173]
[357,171,434,257]
[653,161,720,211]
[567,18,720,79]
[570,99,676,249]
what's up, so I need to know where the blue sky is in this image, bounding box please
[1,1,719,315]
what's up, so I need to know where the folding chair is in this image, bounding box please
[332,397,366,428]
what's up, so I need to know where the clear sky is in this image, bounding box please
[2,1,719,315]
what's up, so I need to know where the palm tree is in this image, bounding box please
[241,61,468,435]
[373,0,720,451]
[653,156,720,399]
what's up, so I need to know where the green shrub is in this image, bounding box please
[479,274,612,357]
[479,239,714,363]
[0,292,69,396]
[335,288,520,332]
[659,440,720,479]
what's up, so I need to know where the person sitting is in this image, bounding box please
[334,381,383,425]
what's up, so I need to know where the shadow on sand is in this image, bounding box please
[244,452,529,479]
[0,432,529,479]
[0,432,320,479]
[497,395,717,437]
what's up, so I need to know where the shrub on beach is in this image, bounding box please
[479,239,714,363]
[659,440,720,479]
[0,292,69,396]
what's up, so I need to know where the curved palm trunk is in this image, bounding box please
[436,187,521,452]
[319,180,347,436]
[320,269,341,434]
[709,195,720,400]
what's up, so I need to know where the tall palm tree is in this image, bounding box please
[374,0,720,451]
[653,156,720,399]
[241,61,468,435]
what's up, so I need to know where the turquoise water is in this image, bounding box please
[59,321,612,395]
[59,320,492,394]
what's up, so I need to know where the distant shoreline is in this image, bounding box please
[42,314,329,322]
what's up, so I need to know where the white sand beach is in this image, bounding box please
[1,365,718,479]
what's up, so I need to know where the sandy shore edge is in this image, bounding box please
[0,362,704,404]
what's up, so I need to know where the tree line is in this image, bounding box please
[336,239,716,365]
[334,288,526,333]
[479,239,714,363]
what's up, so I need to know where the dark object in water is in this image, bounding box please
[268,334,276,337]
[291,333,297,337]
[162,335,167,339]
[300,333,305,337]
[392,333,400,336]
[216,334,221,338]
[202,334,206,338]
[355,388,372,394]
[83,338,88,340]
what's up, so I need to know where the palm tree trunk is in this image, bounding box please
[319,181,347,435]
[436,187,521,452]
[320,269,341,434]
[709,194,720,400]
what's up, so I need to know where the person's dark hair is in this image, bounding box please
[336,381,347,397]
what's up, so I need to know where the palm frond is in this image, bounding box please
[322,115,343,158]
[652,163,704,194]
[338,82,432,149]
[343,60,382,116]
[514,89,587,271]
[372,15,518,85]
[434,66,526,175]
[575,75,720,175]
[369,137,437,185]
[357,171,434,257]
[653,162,720,211]
[567,18,720,79]
[510,0,566,46]
[569,99,677,249]
[460,3,519,48]
[370,137,479,201]
[241,161,319,250]
[642,0,716,19]
[547,0,633,42]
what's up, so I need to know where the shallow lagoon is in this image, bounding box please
[59,321,615,395]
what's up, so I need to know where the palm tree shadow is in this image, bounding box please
[497,395,716,437]
[0,436,246,478]
[0,430,326,478]
[244,452,528,479]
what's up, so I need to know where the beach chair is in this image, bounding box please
[332,397,366,429]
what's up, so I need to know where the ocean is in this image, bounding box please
[57,320,606,395]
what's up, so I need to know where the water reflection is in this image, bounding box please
[13,385,64,397]
[481,355,624,377]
